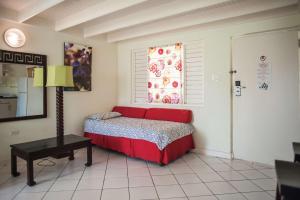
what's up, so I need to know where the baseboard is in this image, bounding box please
[192,148,232,159]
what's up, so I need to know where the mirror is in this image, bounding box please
[0,50,47,122]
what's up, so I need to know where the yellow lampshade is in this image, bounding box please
[33,67,44,87]
[46,65,74,87]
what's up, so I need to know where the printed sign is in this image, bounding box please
[257,55,271,90]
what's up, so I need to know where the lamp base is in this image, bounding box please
[52,87,74,160]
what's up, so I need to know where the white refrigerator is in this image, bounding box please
[16,77,43,117]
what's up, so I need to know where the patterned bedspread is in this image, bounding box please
[84,117,194,150]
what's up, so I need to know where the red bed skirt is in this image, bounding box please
[84,132,195,165]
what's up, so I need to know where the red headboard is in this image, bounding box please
[145,108,192,123]
[112,106,147,119]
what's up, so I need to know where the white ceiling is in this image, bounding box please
[0,0,299,42]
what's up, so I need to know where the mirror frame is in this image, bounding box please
[0,49,47,122]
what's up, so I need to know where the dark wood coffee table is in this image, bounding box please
[275,160,300,200]
[10,134,92,186]
[293,142,300,162]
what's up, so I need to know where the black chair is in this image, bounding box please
[275,160,300,200]
[292,142,300,163]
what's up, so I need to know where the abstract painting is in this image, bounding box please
[64,42,92,91]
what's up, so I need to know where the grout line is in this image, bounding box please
[99,150,109,200]
[147,161,161,200]
[1,150,276,200]
[126,156,130,200]
[70,155,87,199]
[40,158,70,200]
[194,154,274,199]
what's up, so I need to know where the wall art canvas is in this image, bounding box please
[64,42,92,91]
[147,43,184,104]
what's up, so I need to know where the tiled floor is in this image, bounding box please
[0,147,276,200]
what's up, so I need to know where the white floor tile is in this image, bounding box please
[127,158,148,169]
[72,189,101,200]
[149,167,172,175]
[76,178,103,190]
[218,171,246,181]
[101,188,129,200]
[181,183,211,196]
[266,190,276,197]
[251,179,276,190]
[229,163,253,171]
[103,177,128,189]
[14,192,45,200]
[216,193,247,200]
[238,170,267,179]
[129,176,153,187]
[105,168,127,178]
[22,180,55,193]
[199,156,224,164]
[43,191,74,200]
[49,179,79,191]
[189,196,217,200]
[196,172,224,182]
[0,192,16,200]
[156,185,186,199]
[152,175,177,186]
[206,181,237,195]
[208,164,232,172]
[128,168,150,177]
[175,174,201,184]
[230,180,262,192]
[258,169,276,178]
[242,191,273,200]
[169,164,192,174]
[0,149,281,200]
[252,162,273,170]
[0,181,26,195]
[129,186,158,200]
[82,169,105,179]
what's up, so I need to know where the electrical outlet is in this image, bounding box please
[11,130,20,136]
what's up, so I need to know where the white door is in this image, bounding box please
[232,31,300,165]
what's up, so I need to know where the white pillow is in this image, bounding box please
[88,112,122,120]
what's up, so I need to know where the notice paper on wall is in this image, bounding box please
[257,55,271,90]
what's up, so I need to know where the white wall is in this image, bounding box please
[117,14,300,161]
[0,20,118,161]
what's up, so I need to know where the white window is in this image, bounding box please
[132,40,204,106]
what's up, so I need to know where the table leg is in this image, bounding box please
[27,158,36,186]
[85,143,92,167]
[276,184,281,200]
[69,150,74,161]
[11,149,20,177]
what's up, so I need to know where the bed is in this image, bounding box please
[84,106,195,165]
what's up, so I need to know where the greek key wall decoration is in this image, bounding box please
[0,49,46,66]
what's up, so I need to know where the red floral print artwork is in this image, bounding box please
[175,60,182,71]
[148,92,153,103]
[172,81,178,88]
[155,93,160,100]
[162,95,171,103]
[158,48,164,55]
[147,43,183,104]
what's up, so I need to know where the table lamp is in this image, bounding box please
[34,65,74,143]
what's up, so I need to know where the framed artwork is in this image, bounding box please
[147,43,184,104]
[64,42,92,91]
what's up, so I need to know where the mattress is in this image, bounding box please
[84,116,194,150]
